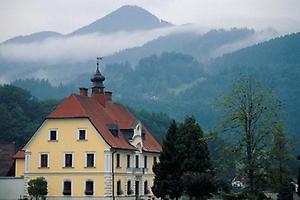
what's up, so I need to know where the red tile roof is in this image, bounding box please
[13,150,25,159]
[48,93,161,153]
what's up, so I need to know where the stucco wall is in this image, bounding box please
[0,177,24,200]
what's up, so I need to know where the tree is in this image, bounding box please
[178,116,216,199]
[27,177,48,200]
[267,123,292,192]
[152,120,183,199]
[219,76,281,198]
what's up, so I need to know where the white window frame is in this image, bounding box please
[85,152,96,168]
[48,128,58,141]
[63,152,74,168]
[62,179,72,196]
[39,152,49,168]
[85,179,95,196]
[77,128,87,140]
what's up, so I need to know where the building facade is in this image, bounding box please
[15,65,161,199]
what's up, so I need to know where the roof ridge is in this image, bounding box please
[72,94,89,116]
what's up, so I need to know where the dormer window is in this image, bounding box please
[78,129,87,140]
[49,129,58,141]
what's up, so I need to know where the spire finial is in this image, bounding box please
[96,57,103,72]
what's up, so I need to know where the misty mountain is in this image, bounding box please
[105,28,262,64]
[2,31,63,44]
[11,32,300,144]
[70,5,172,35]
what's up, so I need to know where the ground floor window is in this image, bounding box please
[117,180,122,195]
[63,180,71,195]
[144,180,149,195]
[85,180,94,195]
[127,180,132,195]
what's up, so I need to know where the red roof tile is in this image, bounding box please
[48,94,161,153]
[13,150,25,159]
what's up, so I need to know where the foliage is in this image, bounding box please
[277,182,294,200]
[27,177,48,200]
[153,117,216,199]
[182,172,216,200]
[267,123,292,191]
[0,84,59,148]
[152,120,183,199]
[218,76,281,198]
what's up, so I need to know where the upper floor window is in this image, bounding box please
[85,180,94,195]
[40,153,49,168]
[86,152,95,167]
[144,155,148,169]
[78,129,87,140]
[116,153,121,168]
[135,155,139,168]
[117,180,122,195]
[127,154,131,168]
[63,180,71,196]
[49,129,57,141]
[64,153,73,168]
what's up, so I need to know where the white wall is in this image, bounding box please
[0,177,24,200]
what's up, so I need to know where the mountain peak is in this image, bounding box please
[70,5,172,35]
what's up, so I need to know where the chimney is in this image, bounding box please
[79,88,88,96]
[105,91,112,101]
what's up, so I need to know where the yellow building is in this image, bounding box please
[15,64,161,199]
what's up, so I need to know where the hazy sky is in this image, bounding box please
[0,0,300,42]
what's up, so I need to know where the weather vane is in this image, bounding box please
[96,57,103,69]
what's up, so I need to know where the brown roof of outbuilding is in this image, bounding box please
[0,143,15,176]
[47,94,161,153]
[13,150,25,159]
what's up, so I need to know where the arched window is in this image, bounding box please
[144,180,149,195]
[117,180,122,195]
[127,180,132,195]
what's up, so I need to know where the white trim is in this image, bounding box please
[85,152,96,168]
[77,128,87,140]
[48,128,58,141]
[85,179,95,196]
[23,120,47,149]
[63,152,74,168]
[25,152,31,173]
[62,178,73,196]
[39,152,50,168]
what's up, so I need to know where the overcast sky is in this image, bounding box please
[1,0,300,42]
